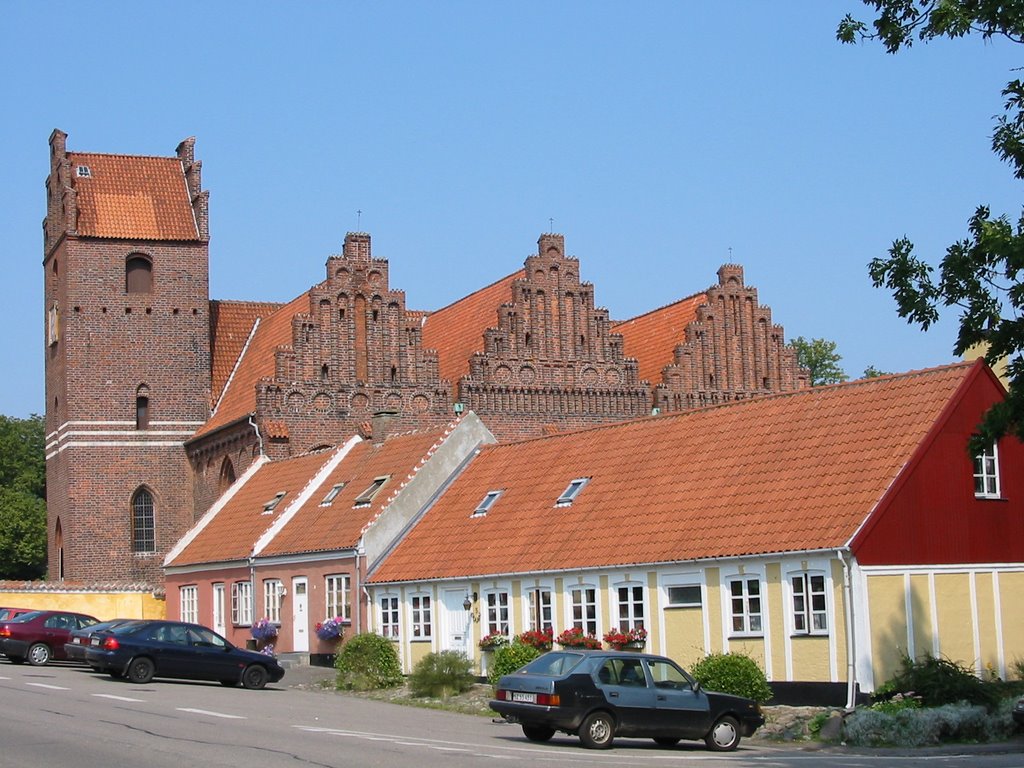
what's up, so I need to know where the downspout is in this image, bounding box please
[354,546,363,635]
[250,555,258,631]
[837,548,857,710]
[248,415,264,457]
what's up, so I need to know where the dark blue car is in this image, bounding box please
[490,650,764,750]
[84,620,285,690]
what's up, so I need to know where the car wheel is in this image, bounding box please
[522,725,555,742]
[27,643,51,666]
[219,679,237,687]
[241,664,268,690]
[126,657,155,684]
[7,655,25,665]
[653,737,681,747]
[704,715,741,752]
[578,711,615,749]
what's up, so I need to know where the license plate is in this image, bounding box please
[512,692,537,703]
[90,637,101,646]
[71,637,81,645]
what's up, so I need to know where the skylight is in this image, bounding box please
[76,165,92,178]
[320,483,346,506]
[556,478,590,506]
[472,490,503,517]
[354,476,390,507]
[262,492,286,515]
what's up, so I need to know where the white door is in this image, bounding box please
[441,588,472,657]
[292,577,309,652]
[212,583,226,636]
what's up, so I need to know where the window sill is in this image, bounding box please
[790,632,829,639]
[974,495,1007,502]
[728,634,764,640]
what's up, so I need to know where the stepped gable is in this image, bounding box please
[369,363,977,583]
[456,233,650,436]
[209,300,284,406]
[612,292,707,385]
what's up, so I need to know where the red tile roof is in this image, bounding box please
[67,152,198,241]
[168,450,336,566]
[194,292,309,437]
[369,363,975,583]
[260,427,455,557]
[612,293,707,384]
[421,271,524,388]
[209,300,283,407]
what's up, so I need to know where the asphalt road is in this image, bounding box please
[1,661,1023,768]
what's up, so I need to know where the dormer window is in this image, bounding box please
[974,441,1001,499]
[262,492,286,515]
[354,476,389,508]
[472,490,503,517]
[556,477,590,506]
[320,483,346,506]
[76,165,92,178]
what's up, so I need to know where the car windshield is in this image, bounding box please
[519,651,587,676]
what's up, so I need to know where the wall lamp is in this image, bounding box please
[463,591,478,611]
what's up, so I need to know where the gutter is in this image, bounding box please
[837,547,857,710]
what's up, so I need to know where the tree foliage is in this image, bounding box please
[0,415,47,579]
[863,365,893,378]
[790,336,849,385]
[839,2,1024,447]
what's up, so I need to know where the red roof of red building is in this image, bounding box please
[612,293,706,384]
[67,152,199,241]
[369,363,977,583]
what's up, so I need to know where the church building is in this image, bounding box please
[42,131,807,588]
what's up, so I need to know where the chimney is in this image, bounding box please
[371,410,399,446]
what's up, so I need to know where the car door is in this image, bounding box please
[41,613,78,658]
[593,658,659,736]
[645,658,712,738]
[186,625,236,682]
[147,623,195,678]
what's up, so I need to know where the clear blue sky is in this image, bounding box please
[2,2,1019,418]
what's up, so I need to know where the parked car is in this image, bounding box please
[84,620,285,689]
[64,619,140,662]
[0,610,100,665]
[490,650,764,750]
[1013,697,1024,726]
[0,607,34,621]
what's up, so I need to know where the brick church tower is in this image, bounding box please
[42,130,212,585]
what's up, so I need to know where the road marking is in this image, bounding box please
[176,707,246,720]
[26,683,69,690]
[92,693,145,703]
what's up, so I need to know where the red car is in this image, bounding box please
[0,610,100,666]
[0,607,34,621]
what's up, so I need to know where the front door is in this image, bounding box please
[212,583,226,637]
[292,577,308,653]
[441,588,471,657]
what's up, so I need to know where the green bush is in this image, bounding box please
[844,701,1017,747]
[689,652,772,704]
[409,650,475,699]
[334,632,404,691]
[876,653,998,710]
[487,641,541,687]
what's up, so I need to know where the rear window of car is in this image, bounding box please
[8,611,43,623]
[519,651,587,676]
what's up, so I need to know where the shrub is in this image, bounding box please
[844,701,1017,747]
[870,692,922,715]
[689,652,772,704]
[409,650,475,699]
[487,641,542,687]
[334,632,403,691]
[876,653,998,710]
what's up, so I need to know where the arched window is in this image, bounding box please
[136,395,149,430]
[219,458,236,494]
[132,488,155,553]
[125,254,153,293]
[55,518,65,580]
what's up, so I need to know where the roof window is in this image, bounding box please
[320,483,346,506]
[76,165,92,178]
[556,477,590,506]
[354,476,390,508]
[262,492,286,515]
[472,490,503,517]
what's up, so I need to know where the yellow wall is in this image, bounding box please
[705,567,722,654]
[908,574,934,659]
[1000,573,1024,680]
[663,608,705,668]
[975,573,999,677]
[830,559,847,681]
[0,590,165,620]
[410,640,432,669]
[934,573,974,665]
[765,563,785,681]
[646,571,660,654]
[867,574,908,684]
[791,636,830,680]
[729,637,765,669]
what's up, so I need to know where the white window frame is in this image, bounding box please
[231,581,253,626]
[325,574,351,620]
[380,595,400,639]
[485,590,510,636]
[263,579,283,624]
[212,582,226,631]
[410,594,432,639]
[526,587,553,632]
[974,441,1001,498]
[320,483,346,506]
[790,571,828,635]
[614,582,646,632]
[354,476,390,507]
[262,492,286,514]
[568,585,599,636]
[665,584,703,608]
[728,576,763,636]
[180,585,198,624]
[556,477,590,506]
[473,490,503,517]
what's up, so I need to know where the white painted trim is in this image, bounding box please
[213,317,261,415]
[852,561,875,692]
[904,572,915,656]
[861,562,1024,575]
[929,572,940,657]
[251,437,362,556]
[969,572,981,676]
[162,455,270,567]
[164,560,250,576]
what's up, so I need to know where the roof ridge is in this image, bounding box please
[427,270,523,315]
[68,150,182,162]
[612,290,708,326]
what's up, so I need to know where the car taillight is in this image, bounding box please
[102,637,120,650]
[0,628,10,638]
[495,689,508,701]
[537,693,561,706]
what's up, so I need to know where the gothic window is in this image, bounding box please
[131,488,155,553]
[136,395,149,430]
[219,458,236,494]
[125,255,153,293]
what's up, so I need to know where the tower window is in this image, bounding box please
[126,255,153,293]
[136,396,149,430]
[132,489,155,553]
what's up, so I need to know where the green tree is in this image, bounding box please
[863,365,893,378]
[790,336,849,385]
[839,2,1024,447]
[0,415,47,579]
